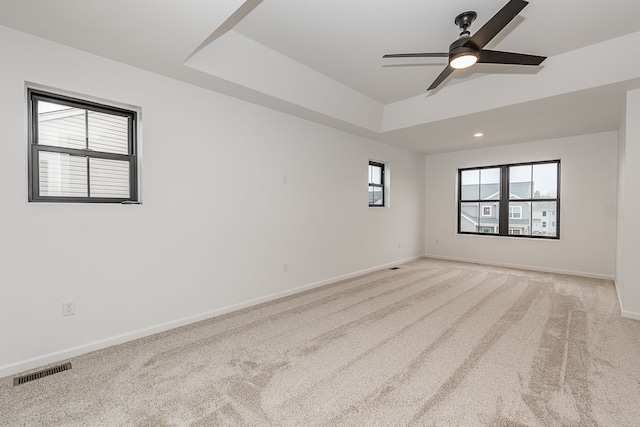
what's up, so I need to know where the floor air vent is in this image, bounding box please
[390,267,401,270]
[13,362,72,386]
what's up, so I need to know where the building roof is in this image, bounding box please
[461,182,533,200]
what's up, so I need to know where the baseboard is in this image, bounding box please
[429,255,638,320]
[614,279,626,316]
[620,310,640,320]
[614,280,640,320]
[423,253,615,281]
[0,255,422,379]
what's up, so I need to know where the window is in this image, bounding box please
[509,206,522,219]
[368,161,384,207]
[458,167,500,234]
[28,89,138,203]
[458,160,560,238]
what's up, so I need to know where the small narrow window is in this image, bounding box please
[28,89,138,203]
[368,161,385,207]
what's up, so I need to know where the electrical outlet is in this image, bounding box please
[62,300,76,317]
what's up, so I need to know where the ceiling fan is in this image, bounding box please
[383,0,546,91]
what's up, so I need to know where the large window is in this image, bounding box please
[458,160,560,238]
[28,89,138,203]
[368,161,385,207]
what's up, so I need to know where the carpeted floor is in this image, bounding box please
[2,258,640,426]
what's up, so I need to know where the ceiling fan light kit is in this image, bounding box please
[383,0,547,90]
[450,49,479,69]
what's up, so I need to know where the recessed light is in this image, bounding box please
[474,133,484,137]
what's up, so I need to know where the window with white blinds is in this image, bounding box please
[28,89,138,203]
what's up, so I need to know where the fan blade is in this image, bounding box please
[465,0,528,50]
[428,65,454,90]
[383,53,448,58]
[478,49,546,65]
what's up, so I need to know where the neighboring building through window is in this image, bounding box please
[509,205,522,219]
[458,160,560,238]
[368,161,385,207]
[28,89,138,203]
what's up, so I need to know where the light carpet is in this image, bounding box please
[2,258,640,426]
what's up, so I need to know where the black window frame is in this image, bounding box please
[458,160,560,239]
[28,89,138,203]
[368,161,385,207]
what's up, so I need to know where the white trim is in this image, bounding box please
[614,280,640,320]
[423,253,615,280]
[25,81,141,113]
[0,255,422,379]
[621,309,640,320]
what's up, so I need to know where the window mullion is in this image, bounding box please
[499,166,509,235]
[130,155,137,201]
[381,166,385,206]
[31,145,40,200]
[556,162,561,238]
[86,156,90,198]
[34,144,131,161]
[457,169,462,232]
[85,110,90,197]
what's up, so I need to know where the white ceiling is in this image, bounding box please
[1,0,640,154]
[234,0,640,103]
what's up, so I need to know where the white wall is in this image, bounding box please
[0,26,425,377]
[424,132,618,279]
[616,89,640,319]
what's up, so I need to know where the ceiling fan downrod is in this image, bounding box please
[454,11,477,37]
